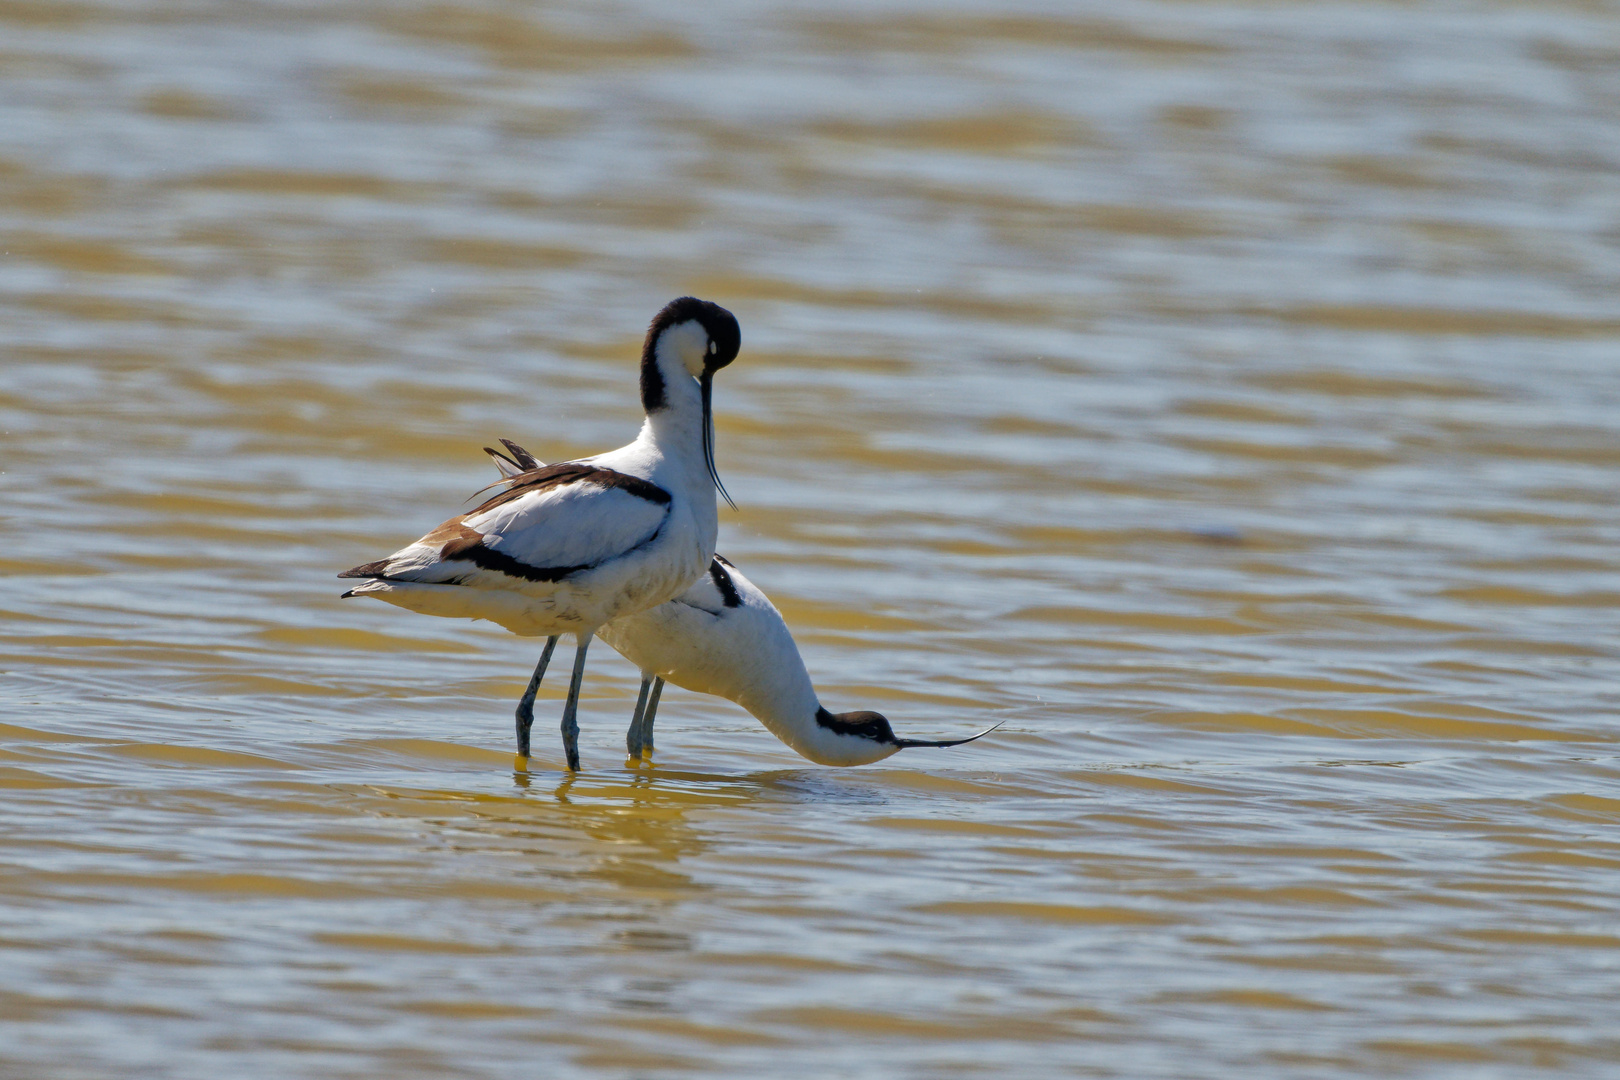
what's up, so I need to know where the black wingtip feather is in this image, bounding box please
[484,445,519,469]
[499,439,541,470]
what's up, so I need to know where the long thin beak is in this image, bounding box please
[892,719,1005,750]
[700,372,737,511]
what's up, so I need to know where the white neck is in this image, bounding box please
[733,655,822,745]
[731,639,899,767]
[637,336,709,482]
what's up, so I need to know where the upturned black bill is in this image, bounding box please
[700,373,736,511]
[893,720,1006,749]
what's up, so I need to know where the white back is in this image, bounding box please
[598,562,900,766]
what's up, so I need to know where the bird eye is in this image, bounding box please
[707,341,716,356]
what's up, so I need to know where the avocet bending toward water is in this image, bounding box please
[487,441,1001,767]
[339,297,741,770]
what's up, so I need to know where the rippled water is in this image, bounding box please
[4,1,1620,1076]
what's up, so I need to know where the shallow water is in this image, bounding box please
[4,1,1620,1076]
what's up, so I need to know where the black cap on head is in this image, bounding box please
[637,297,742,509]
[641,298,740,411]
[815,708,897,744]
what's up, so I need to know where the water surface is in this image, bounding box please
[3,1,1620,1077]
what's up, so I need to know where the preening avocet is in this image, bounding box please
[486,440,1002,767]
[338,297,741,770]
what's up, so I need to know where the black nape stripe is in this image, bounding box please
[640,342,666,412]
[641,298,709,412]
[708,559,743,608]
[815,707,897,744]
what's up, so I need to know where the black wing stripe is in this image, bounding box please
[708,559,743,608]
[472,463,671,516]
[454,543,592,584]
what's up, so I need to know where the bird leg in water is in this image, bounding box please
[641,677,664,757]
[559,633,591,771]
[626,675,653,759]
[515,636,558,757]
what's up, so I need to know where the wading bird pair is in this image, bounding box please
[339,298,997,769]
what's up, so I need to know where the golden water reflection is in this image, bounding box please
[3,0,1620,1076]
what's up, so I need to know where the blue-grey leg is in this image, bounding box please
[641,677,665,756]
[559,632,591,771]
[515,635,558,757]
[626,675,653,759]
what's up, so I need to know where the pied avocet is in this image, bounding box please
[486,440,1002,767]
[339,297,741,770]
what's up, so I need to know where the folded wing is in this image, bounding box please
[340,463,670,588]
